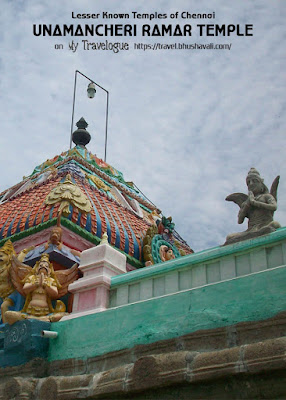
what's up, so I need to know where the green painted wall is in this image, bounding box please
[111,227,286,288]
[49,265,286,362]
[110,232,286,307]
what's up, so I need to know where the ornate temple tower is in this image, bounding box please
[0,118,193,325]
[0,118,192,272]
[1,119,285,399]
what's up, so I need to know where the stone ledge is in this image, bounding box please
[49,309,286,377]
[1,336,286,399]
[2,310,286,379]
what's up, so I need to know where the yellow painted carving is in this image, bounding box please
[40,158,56,172]
[4,253,78,324]
[100,232,109,244]
[148,209,161,223]
[174,240,187,256]
[45,173,92,216]
[0,241,35,323]
[142,225,158,266]
[66,147,83,159]
[0,240,16,300]
[86,173,109,192]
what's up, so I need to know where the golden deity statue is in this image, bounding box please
[0,240,15,300]
[0,240,17,322]
[0,240,35,323]
[4,253,78,325]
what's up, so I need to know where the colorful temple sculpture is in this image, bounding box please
[0,120,286,399]
[0,118,192,325]
[0,118,191,276]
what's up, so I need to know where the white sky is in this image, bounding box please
[0,0,285,251]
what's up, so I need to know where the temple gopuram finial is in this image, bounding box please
[72,117,91,147]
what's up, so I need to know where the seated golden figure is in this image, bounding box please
[0,240,16,323]
[0,240,35,323]
[5,253,78,325]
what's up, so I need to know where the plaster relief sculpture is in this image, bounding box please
[44,225,81,258]
[0,241,34,323]
[44,226,64,251]
[0,240,16,300]
[225,168,281,245]
[45,173,92,219]
[86,172,110,192]
[4,253,78,325]
[159,245,176,262]
[143,217,182,266]
[0,241,17,322]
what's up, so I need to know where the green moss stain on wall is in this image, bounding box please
[49,265,286,362]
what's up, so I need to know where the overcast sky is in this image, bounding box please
[0,0,285,251]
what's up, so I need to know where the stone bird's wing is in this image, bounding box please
[225,193,248,207]
[270,176,280,202]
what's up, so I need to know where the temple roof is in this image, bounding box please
[0,144,192,267]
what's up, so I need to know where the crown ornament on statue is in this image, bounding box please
[39,253,50,263]
[247,167,263,182]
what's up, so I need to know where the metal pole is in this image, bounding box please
[70,70,109,161]
[104,91,109,162]
[70,71,78,149]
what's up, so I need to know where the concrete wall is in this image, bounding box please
[48,228,286,363]
[110,228,286,307]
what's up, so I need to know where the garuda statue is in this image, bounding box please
[0,240,17,322]
[0,240,34,323]
[0,240,15,300]
[224,168,281,245]
[4,253,78,325]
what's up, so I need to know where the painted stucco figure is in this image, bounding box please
[44,226,64,251]
[159,245,176,262]
[4,253,78,325]
[0,240,17,322]
[0,241,16,299]
[225,168,280,245]
[45,172,92,220]
[44,225,81,258]
[143,220,182,266]
[0,241,34,323]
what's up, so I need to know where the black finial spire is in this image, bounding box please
[72,117,91,147]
